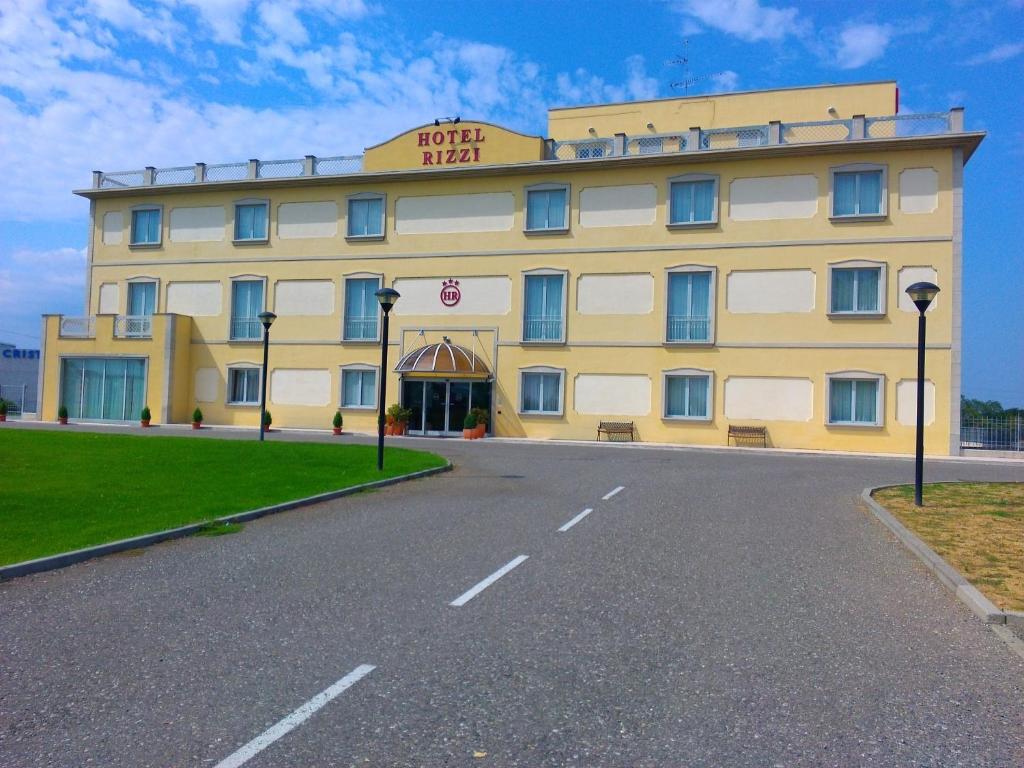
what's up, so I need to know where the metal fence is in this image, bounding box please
[1,384,30,416]
[960,416,1024,452]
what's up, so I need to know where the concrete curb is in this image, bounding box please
[861,485,1009,626]
[0,461,452,581]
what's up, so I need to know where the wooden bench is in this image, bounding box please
[597,421,635,442]
[728,424,767,447]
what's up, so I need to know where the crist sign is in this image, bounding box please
[440,279,461,307]
[418,128,485,167]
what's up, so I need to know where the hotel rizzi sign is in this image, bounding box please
[440,279,461,307]
[417,128,485,166]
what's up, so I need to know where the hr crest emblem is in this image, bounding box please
[440,278,461,307]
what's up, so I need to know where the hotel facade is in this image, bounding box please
[38,81,983,454]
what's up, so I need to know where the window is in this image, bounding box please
[344,277,380,340]
[234,202,268,242]
[520,368,563,415]
[664,372,712,420]
[828,374,883,426]
[668,175,717,226]
[828,262,886,315]
[347,195,384,238]
[130,208,161,245]
[341,368,376,408]
[523,272,565,342]
[126,281,156,316]
[525,185,568,232]
[60,357,146,421]
[230,279,264,340]
[228,367,260,405]
[667,269,713,343]
[831,166,886,218]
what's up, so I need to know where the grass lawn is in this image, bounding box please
[0,429,446,566]
[873,482,1024,612]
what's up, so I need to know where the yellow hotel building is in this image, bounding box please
[38,81,983,455]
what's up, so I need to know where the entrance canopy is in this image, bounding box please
[395,337,491,379]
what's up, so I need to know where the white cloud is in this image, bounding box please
[835,23,892,69]
[0,247,86,325]
[711,70,740,91]
[965,42,1024,65]
[673,0,807,42]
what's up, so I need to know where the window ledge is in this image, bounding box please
[518,410,564,418]
[667,221,717,230]
[826,421,883,429]
[345,234,385,242]
[662,415,713,423]
[827,312,886,319]
[829,214,887,223]
[521,339,567,346]
[523,228,570,236]
[339,404,376,411]
[228,338,263,344]
[232,238,269,246]
[342,337,381,344]
[128,243,162,250]
[664,340,715,347]
[226,402,259,408]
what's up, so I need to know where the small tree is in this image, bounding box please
[192,407,203,423]
[58,405,69,419]
[140,406,151,421]
[463,411,478,429]
[262,410,272,427]
[332,411,343,429]
[0,400,8,416]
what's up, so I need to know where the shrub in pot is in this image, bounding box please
[332,411,343,436]
[472,407,489,438]
[192,407,203,429]
[0,399,8,423]
[140,406,151,427]
[386,403,405,436]
[463,411,478,439]
[262,410,272,432]
[58,405,69,425]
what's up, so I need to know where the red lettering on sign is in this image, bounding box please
[417,131,431,147]
[446,148,457,163]
[473,147,480,161]
[461,128,472,143]
[474,128,485,142]
[459,148,470,162]
[447,129,459,144]
[440,279,461,307]
[422,151,434,165]
[431,131,444,145]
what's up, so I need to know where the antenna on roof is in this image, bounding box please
[669,40,725,94]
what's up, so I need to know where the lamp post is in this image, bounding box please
[374,288,400,470]
[905,281,939,506]
[257,311,276,442]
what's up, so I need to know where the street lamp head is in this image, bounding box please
[258,311,277,330]
[375,287,400,314]
[905,282,940,313]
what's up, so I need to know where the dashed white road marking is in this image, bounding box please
[558,508,594,532]
[213,664,376,768]
[449,555,529,607]
[602,485,625,500]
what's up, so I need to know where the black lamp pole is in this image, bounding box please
[905,282,939,506]
[257,311,276,443]
[374,288,400,470]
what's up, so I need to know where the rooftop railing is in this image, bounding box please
[90,110,963,189]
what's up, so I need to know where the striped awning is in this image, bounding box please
[395,337,491,378]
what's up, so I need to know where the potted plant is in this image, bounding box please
[332,411,343,436]
[387,404,405,436]
[58,405,69,425]
[463,410,478,439]
[399,406,413,435]
[262,410,273,432]
[192,407,203,429]
[0,399,7,423]
[140,406,151,427]
[472,407,489,439]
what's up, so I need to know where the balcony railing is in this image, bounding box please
[343,318,378,341]
[114,315,153,338]
[90,111,965,189]
[230,317,263,341]
[59,316,95,338]
[523,317,563,342]
[667,316,710,342]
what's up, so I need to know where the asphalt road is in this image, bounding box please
[2,428,1023,767]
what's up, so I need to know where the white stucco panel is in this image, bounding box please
[166,282,223,316]
[274,280,335,316]
[391,276,511,316]
[98,283,119,314]
[577,274,653,315]
[728,175,818,220]
[899,168,939,214]
[169,206,225,242]
[724,377,813,422]
[574,375,651,416]
[394,193,514,234]
[277,202,338,239]
[726,270,816,314]
[896,379,936,426]
[194,368,220,403]
[271,369,332,406]
[102,212,123,244]
[897,267,939,313]
[578,184,657,228]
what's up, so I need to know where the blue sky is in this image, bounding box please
[1,0,1022,403]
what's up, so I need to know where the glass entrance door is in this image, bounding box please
[401,379,492,436]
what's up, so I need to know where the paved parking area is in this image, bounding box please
[1,427,1023,766]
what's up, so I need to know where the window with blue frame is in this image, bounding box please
[228,368,260,405]
[828,377,880,425]
[666,271,712,342]
[230,280,264,340]
[347,196,384,237]
[130,208,161,245]
[234,202,268,241]
[525,187,568,231]
[523,273,565,342]
[830,267,882,314]
[832,169,884,217]
[341,368,376,408]
[344,278,380,340]
[520,371,562,414]
[664,374,711,419]
[668,178,716,225]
